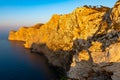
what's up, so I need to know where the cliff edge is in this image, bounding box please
[8,1,120,80]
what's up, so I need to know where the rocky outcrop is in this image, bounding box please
[8,27,28,41]
[62,1,120,79]
[8,1,120,80]
[8,23,43,42]
[9,6,108,50]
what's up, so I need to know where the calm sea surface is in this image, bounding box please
[0,30,54,80]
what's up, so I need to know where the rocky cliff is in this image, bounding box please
[8,1,120,80]
[9,6,109,50]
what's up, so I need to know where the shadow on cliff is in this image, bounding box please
[29,30,120,80]
[71,30,120,80]
[30,43,74,79]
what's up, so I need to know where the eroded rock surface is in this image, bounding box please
[9,6,108,50]
[8,1,120,80]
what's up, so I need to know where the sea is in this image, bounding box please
[0,28,55,80]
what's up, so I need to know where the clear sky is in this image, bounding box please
[0,0,117,30]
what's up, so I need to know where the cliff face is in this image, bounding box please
[68,1,120,80]
[8,23,43,41]
[9,7,108,50]
[8,27,28,41]
[8,1,120,80]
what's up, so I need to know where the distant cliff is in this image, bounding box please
[8,1,120,80]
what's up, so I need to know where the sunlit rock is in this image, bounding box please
[9,6,108,50]
[8,27,28,41]
[8,1,120,80]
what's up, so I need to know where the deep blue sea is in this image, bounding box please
[0,29,54,80]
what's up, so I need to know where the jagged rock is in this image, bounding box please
[67,60,92,80]
[8,24,43,47]
[9,6,107,50]
[87,40,120,63]
[24,27,40,48]
[111,1,120,22]
[102,63,120,80]
[8,27,28,41]
[8,1,120,80]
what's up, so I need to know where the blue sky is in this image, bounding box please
[0,0,117,30]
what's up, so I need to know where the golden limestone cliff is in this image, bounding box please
[8,1,120,80]
[9,6,108,50]
[8,23,43,41]
[68,1,120,80]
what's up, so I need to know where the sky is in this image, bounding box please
[0,0,117,30]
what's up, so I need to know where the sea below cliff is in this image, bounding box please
[0,30,56,80]
[1,1,120,80]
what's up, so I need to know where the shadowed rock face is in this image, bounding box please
[8,1,120,80]
[68,31,120,80]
